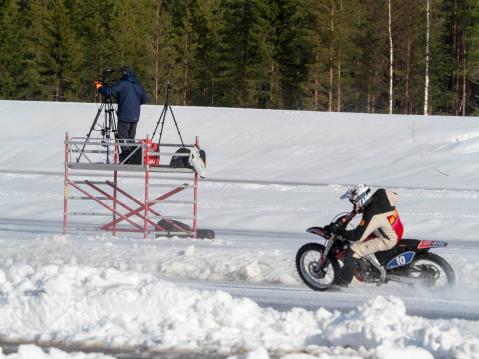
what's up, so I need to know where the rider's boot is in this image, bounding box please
[363,253,387,285]
[335,249,359,287]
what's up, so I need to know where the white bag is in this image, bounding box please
[189,146,206,178]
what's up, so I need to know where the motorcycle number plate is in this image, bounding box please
[417,240,447,249]
[386,251,416,269]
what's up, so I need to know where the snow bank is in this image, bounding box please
[3,233,477,292]
[0,264,478,358]
[0,345,113,359]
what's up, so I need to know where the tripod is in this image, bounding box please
[151,81,184,146]
[76,96,117,164]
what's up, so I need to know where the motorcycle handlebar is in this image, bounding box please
[333,211,356,227]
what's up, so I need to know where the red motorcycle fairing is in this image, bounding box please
[306,226,326,237]
[306,227,349,259]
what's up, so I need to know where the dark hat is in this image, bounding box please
[122,65,136,77]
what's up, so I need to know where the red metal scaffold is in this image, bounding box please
[63,133,200,239]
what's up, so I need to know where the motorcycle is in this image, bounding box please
[296,211,455,291]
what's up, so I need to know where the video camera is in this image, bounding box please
[98,68,115,86]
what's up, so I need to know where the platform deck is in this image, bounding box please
[68,162,194,174]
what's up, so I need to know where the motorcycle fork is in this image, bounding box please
[315,235,336,271]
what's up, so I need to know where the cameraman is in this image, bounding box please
[95,66,149,162]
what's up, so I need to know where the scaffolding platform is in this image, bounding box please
[63,133,207,239]
[68,162,195,173]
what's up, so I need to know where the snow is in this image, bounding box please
[2,100,479,189]
[1,263,478,358]
[0,100,479,358]
[0,345,114,359]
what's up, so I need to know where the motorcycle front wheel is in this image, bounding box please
[296,243,340,291]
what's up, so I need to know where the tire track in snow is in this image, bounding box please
[1,168,479,193]
[0,217,478,250]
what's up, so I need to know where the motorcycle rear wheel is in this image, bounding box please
[296,243,340,291]
[406,253,456,289]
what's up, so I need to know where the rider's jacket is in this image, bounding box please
[340,189,403,243]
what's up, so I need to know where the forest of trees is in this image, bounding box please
[1,0,478,115]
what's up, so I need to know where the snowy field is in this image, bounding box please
[0,100,479,358]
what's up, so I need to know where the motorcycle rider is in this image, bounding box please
[324,184,403,287]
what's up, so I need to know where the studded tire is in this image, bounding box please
[296,243,340,291]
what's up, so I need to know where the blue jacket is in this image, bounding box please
[99,70,149,123]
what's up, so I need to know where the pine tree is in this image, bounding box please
[105,1,150,86]
[467,1,479,114]
[16,0,56,100]
[301,0,363,112]
[39,0,83,101]
[453,0,479,115]
[69,0,111,101]
[144,0,175,105]
[166,0,200,106]
[269,0,307,109]
[301,0,330,110]
[1,0,479,114]
[429,0,457,115]
[0,0,23,98]
[191,0,224,106]
[391,0,422,114]
[331,0,364,112]
[216,0,275,107]
[356,0,391,113]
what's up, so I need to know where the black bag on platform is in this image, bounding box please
[169,147,206,169]
[169,147,192,168]
[116,138,143,165]
[125,146,142,165]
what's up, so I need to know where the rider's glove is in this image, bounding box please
[95,81,103,90]
[324,222,340,237]
[336,233,347,242]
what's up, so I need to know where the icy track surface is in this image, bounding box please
[1,101,479,358]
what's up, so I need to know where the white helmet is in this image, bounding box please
[340,184,372,209]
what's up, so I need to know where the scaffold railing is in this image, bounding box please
[63,132,200,239]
